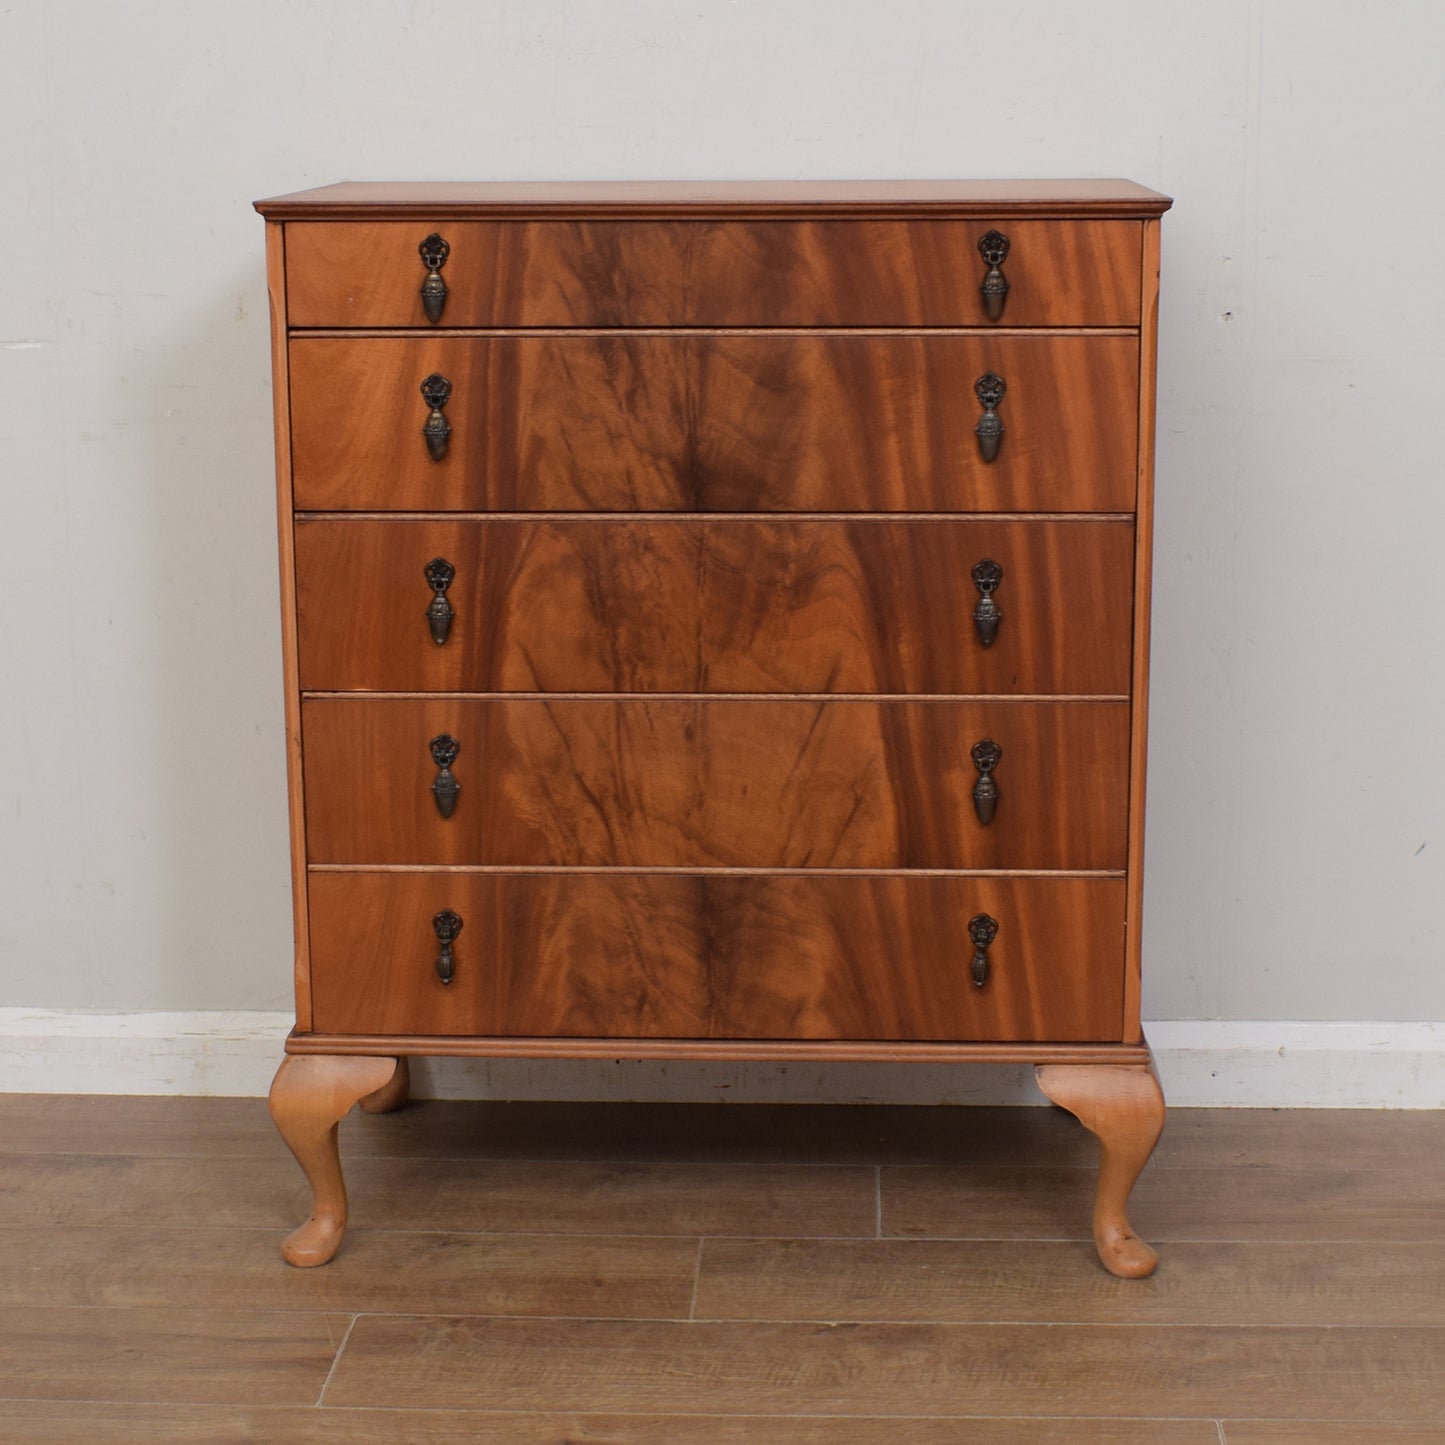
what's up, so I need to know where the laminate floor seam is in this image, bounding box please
[687,1238,704,1321]
[313,1313,358,1407]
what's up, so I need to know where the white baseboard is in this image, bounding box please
[0,1010,1441,1108]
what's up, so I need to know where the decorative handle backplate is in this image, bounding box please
[971,559,1003,647]
[974,373,1006,463]
[433,908,463,985]
[429,734,460,818]
[970,739,1002,825]
[421,373,452,462]
[424,557,455,646]
[968,912,998,988]
[419,233,450,323]
[978,230,1010,321]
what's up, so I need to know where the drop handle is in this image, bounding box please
[968,913,999,988]
[429,734,460,818]
[971,739,1002,825]
[971,560,1003,647]
[420,373,452,461]
[419,233,450,323]
[978,230,1010,321]
[432,909,463,986]
[974,373,1006,463]
[425,558,455,645]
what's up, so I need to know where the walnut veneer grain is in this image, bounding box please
[295,516,1135,696]
[300,697,1130,870]
[283,218,1142,327]
[289,333,1139,512]
[305,872,1126,1040]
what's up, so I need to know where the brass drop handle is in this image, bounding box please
[433,909,463,985]
[419,233,450,323]
[425,558,455,645]
[978,230,1010,321]
[421,374,452,461]
[968,912,999,988]
[974,373,1006,462]
[971,560,1003,647]
[971,739,1002,825]
[429,734,460,818]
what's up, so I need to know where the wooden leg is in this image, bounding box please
[358,1055,410,1114]
[1034,1060,1166,1279]
[268,1053,400,1268]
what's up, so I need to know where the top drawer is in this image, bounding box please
[283,219,1142,329]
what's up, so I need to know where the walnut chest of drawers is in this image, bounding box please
[255,180,1173,1276]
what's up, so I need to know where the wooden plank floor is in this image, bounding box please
[0,1095,1442,1442]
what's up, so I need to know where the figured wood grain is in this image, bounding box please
[294,517,1135,695]
[283,218,1142,328]
[305,872,1125,1041]
[287,333,1140,512]
[300,698,1130,869]
[256,177,1174,219]
[265,222,312,1029]
[323,1315,1445,1420]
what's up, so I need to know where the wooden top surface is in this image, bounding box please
[254,179,1172,220]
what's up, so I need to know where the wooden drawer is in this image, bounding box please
[296,517,1135,695]
[301,698,1129,870]
[284,218,1142,329]
[288,334,1139,513]
[307,872,1127,1042]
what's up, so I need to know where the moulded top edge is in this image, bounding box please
[254,178,1174,220]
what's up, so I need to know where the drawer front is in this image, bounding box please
[307,872,1126,1042]
[301,698,1129,870]
[288,334,1139,513]
[284,219,1142,329]
[296,517,1135,695]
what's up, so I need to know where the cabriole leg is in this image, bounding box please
[1034,1060,1166,1279]
[268,1053,401,1267]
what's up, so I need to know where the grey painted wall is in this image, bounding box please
[0,1,1440,1020]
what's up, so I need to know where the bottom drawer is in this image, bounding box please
[307,873,1126,1043]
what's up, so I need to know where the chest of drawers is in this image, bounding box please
[256,180,1172,1277]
